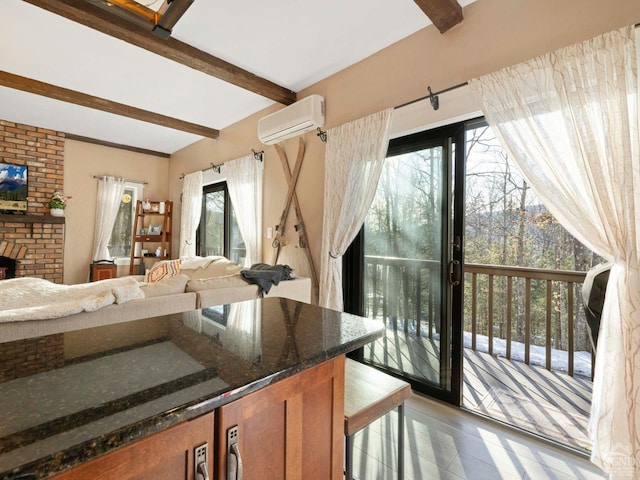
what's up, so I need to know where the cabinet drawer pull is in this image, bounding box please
[228,443,243,480]
[196,460,210,480]
[227,425,243,480]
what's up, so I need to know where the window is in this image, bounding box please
[198,182,244,263]
[109,182,144,260]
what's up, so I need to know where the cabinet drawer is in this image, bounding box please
[51,412,215,480]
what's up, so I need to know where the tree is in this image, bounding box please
[465,125,597,357]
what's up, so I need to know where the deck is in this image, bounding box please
[363,329,593,453]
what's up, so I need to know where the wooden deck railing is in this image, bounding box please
[363,256,592,378]
[364,255,440,337]
[465,264,589,378]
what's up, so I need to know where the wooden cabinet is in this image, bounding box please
[51,411,214,480]
[48,357,345,480]
[89,260,117,282]
[129,200,173,275]
[214,356,345,480]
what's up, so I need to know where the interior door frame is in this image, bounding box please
[344,121,467,406]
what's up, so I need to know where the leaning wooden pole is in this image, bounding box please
[273,139,305,259]
[273,139,319,297]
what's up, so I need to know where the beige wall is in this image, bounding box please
[168,105,325,284]
[63,140,169,284]
[168,0,640,302]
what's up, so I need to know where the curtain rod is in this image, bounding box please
[179,149,264,179]
[92,175,148,185]
[395,82,468,111]
[398,24,640,112]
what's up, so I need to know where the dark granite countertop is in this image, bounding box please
[0,298,383,480]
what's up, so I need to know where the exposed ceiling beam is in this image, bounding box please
[65,133,172,157]
[23,0,297,105]
[413,0,463,34]
[0,70,220,139]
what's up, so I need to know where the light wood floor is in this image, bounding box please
[349,392,607,480]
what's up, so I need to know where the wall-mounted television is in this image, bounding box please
[0,163,27,213]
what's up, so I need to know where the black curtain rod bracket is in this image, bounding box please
[317,127,327,143]
[428,86,439,111]
[395,81,469,111]
[252,149,264,161]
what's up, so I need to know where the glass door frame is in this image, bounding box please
[344,121,467,406]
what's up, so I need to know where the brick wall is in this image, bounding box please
[0,334,65,382]
[0,120,65,283]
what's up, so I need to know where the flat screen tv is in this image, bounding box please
[0,163,27,213]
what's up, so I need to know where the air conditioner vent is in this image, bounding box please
[258,94,325,145]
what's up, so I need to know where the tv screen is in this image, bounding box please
[0,163,27,213]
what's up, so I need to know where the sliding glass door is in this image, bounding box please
[345,123,466,404]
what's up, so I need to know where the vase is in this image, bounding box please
[50,208,65,217]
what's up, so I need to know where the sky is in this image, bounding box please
[0,164,27,181]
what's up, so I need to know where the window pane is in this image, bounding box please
[200,189,225,256]
[229,208,245,264]
[108,187,135,258]
[362,145,446,386]
[199,183,244,263]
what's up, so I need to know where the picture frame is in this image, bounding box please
[0,162,28,213]
[148,224,161,235]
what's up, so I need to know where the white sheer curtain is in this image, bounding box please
[179,171,203,258]
[225,154,263,267]
[92,176,125,261]
[469,26,639,478]
[225,300,262,362]
[319,108,394,310]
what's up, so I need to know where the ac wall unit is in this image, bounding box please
[258,94,325,145]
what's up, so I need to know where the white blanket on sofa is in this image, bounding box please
[0,277,144,323]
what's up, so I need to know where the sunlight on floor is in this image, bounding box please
[349,392,606,480]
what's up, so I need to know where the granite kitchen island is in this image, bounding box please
[0,297,383,480]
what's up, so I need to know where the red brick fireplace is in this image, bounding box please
[0,120,65,283]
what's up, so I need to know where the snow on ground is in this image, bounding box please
[463,331,593,378]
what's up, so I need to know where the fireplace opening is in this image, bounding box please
[0,256,16,280]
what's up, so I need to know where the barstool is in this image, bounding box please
[344,358,411,480]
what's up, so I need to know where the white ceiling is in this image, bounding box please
[1,0,476,154]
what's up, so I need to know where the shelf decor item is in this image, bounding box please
[49,192,69,217]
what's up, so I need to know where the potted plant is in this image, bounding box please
[49,192,68,217]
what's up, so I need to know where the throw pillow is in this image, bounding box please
[145,259,181,283]
[140,274,190,297]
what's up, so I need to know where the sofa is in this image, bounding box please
[0,257,311,342]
